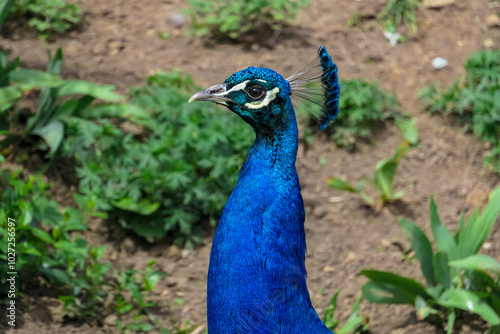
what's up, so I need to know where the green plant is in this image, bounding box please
[0,50,19,88]
[361,186,500,333]
[419,49,500,174]
[0,0,16,29]
[73,70,254,247]
[0,168,168,327]
[108,260,166,332]
[299,79,402,150]
[322,291,369,333]
[1,48,147,160]
[328,118,418,208]
[8,0,81,37]
[379,0,420,35]
[0,50,21,119]
[0,168,103,301]
[348,12,361,27]
[184,0,309,39]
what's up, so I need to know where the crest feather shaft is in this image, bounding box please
[286,46,341,130]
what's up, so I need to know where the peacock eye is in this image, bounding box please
[245,84,266,100]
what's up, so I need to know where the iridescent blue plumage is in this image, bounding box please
[189,47,339,334]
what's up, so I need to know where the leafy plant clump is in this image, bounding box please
[419,49,500,174]
[0,169,168,329]
[73,70,254,247]
[184,0,309,39]
[361,186,500,333]
[0,169,96,300]
[6,0,81,37]
[328,118,418,208]
[379,0,421,36]
[299,79,402,150]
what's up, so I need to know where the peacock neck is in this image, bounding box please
[207,107,330,333]
[242,110,299,179]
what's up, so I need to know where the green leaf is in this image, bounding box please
[47,49,63,75]
[327,177,357,193]
[449,254,500,273]
[0,0,16,29]
[455,211,466,243]
[447,309,456,334]
[31,227,53,243]
[361,270,429,304]
[429,196,458,260]
[53,95,95,119]
[395,117,419,145]
[322,290,340,330]
[32,120,64,154]
[432,252,451,289]
[57,80,122,101]
[10,69,64,89]
[24,248,42,256]
[387,189,405,200]
[337,294,367,334]
[415,295,438,320]
[118,303,133,314]
[398,218,436,286]
[426,285,445,299]
[122,217,166,243]
[373,141,408,199]
[143,271,166,291]
[362,281,416,304]
[128,283,144,305]
[50,268,70,284]
[0,86,21,113]
[438,289,500,325]
[458,186,500,258]
[111,197,160,215]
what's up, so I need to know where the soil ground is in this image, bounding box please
[1,0,500,333]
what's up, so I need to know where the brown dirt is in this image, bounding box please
[2,0,500,333]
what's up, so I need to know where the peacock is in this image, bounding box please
[189,46,340,334]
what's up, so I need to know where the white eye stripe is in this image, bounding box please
[244,87,280,109]
[212,80,249,97]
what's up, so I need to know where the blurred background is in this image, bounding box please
[1,0,500,333]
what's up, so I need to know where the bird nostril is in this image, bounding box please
[208,87,225,94]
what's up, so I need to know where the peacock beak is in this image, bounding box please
[188,83,233,105]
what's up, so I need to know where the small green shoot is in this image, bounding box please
[328,118,418,208]
[322,291,369,333]
[379,0,421,36]
[348,12,361,27]
[158,31,170,40]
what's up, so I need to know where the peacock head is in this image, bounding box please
[189,46,340,133]
[189,67,291,131]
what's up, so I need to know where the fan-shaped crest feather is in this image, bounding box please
[286,46,340,130]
